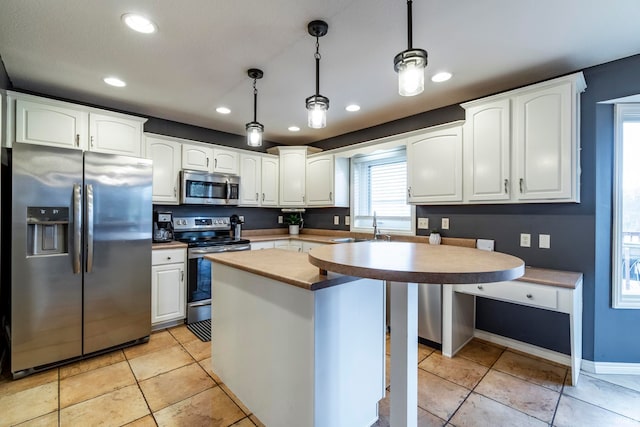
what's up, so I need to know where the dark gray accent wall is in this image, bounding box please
[303,207,351,231]
[153,205,284,231]
[0,55,11,89]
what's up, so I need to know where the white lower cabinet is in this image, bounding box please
[274,240,303,252]
[151,248,186,327]
[250,241,275,250]
[302,241,325,253]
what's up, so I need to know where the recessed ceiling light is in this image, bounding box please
[103,77,126,87]
[431,72,452,83]
[122,13,157,34]
[216,107,231,114]
[345,104,361,112]
[288,126,301,132]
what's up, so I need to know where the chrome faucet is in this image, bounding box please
[372,212,379,239]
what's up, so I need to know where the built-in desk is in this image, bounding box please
[442,266,583,385]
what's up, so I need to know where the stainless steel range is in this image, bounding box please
[173,216,251,324]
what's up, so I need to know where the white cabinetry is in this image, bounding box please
[145,134,182,204]
[306,154,349,207]
[278,147,307,206]
[182,143,213,172]
[461,72,586,203]
[407,122,463,204]
[261,156,279,206]
[302,241,325,253]
[250,241,275,250]
[274,240,303,252]
[151,248,186,328]
[213,147,239,174]
[239,153,279,206]
[11,94,146,155]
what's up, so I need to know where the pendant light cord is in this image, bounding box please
[315,37,321,96]
[252,78,258,122]
[407,0,413,49]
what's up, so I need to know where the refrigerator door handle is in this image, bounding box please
[73,183,82,274]
[86,183,94,273]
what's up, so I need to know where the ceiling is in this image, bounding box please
[1,1,640,145]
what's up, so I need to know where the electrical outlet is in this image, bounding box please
[278,215,283,224]
[239,216,244,222]
[345,216,350,226]
[520,233,531,247]
[539,234,551,249]
[333,215,340,225]
[417,218,429,229]
[441,218,450,230]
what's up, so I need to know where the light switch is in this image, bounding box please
[278,216,283,224]
[345,216,350,226]
[417,218,429,229]
[520,233,531,247]
[441,218,450,230]
[333,215,340,225]
[539,234,551,249]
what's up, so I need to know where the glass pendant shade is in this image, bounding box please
[246,121,263,147]
[394,49,428,97]
[306,95,329,129]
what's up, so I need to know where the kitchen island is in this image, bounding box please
[205,248,386,427]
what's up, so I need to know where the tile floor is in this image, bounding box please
[1,326,639,426]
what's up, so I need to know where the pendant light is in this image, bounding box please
[246,68,264,147]
[306,20,329,129]
[394,0,428,96]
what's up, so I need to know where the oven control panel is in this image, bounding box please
[173,216,230,231]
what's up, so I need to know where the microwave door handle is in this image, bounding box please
[86,184,94,273]
[226,179,231,202]
[72,184,82,274]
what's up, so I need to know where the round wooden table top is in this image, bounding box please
[308,241,525,284]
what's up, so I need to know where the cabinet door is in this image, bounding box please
[306,154,334,206]
[279,148,306,206]
[151,263,185,325]
[274,240,303,252]
[182,143,213,172]
[239,153,261,206]
[302,241,325,253]
[146,136,181,204]
[251,241,275,250]
[513,82,572,200]
[261,156,279,206]
[407,125,463,203]
[213,148,239,174]
[89,113,143,156]
[464,99,511,202]
[15,99,87,149]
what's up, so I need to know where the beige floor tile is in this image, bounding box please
[416,369,470,420]
[153,387,245,427]
[456,339,504,367]
[249,414,266,427]
[123,415,157,427]
[123,330,179,360]
[139,363,215,412]
[128,345,194,381]
[372,392,446,427]
[60,384,149,426]
[0,369,58,395]
[562,373,640,421]
[385,337,436,362]
[0,381,58,426]
[493,350,566,391]
[182,338,211,361]
[219,383,252,415]
[583,372,640,393]
[553,394,640,427]
[168,324,200,345]
[198,357,221,384]
[59,351,125,379]
[418,352,488,389]
[450,392,548,427]
[230,417,256,427]
[14,411,59,426]
[60,360,136,408]
[475,370,559,423]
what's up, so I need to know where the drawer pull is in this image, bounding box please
[166,256,171,260]
[526,293,533,299]
[477,285,483,290]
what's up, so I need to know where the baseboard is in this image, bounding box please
[581,360,640,375]
[473,330,572,367]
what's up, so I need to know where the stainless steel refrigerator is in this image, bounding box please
[2,144,152,378]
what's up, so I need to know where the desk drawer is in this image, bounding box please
[457,281,558,310]
[152,248,186,266]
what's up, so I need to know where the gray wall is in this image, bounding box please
[0,55,10,89]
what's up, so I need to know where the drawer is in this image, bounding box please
[152,248,186,266]
[456,281,558,310]
[251,241,275,250]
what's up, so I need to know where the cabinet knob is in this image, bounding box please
[166,256,171,260]
[526,293,533,299]
[329,191,332,201]
[207,157,210,167]
[262,193,265,202]
[76,134,80,147]
[174,187,177,197]
[255,192,259,201]
[519,178,524,193]
[504,179,509,194]
[90,136,94,148]
[407,187,412,197]
[477,285,484,290]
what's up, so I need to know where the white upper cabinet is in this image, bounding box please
[89,113,144,156]
[463,99,511,202]
[407,123,463,204]
[15,99,88,150]
[182,142,213,172]
[261,155,279,206]
[239,153,261,206]
[279,147,307,206]
[306,153,349,207]
[145,134,182,204]
[213,147,239,174]
[461,72,585,203]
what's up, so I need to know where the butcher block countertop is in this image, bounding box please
[205,249,360,291]
[152,241,188,249]
[517,266,583,289]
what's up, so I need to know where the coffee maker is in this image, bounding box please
[153,211,174,242]
[230,214,243,240]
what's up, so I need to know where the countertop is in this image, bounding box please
[152,241,188,249]
[205,249,360,291]
[517,266,582,289]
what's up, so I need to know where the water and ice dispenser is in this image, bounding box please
[26,207,69,256]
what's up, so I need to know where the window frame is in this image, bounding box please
[612,103,640,309]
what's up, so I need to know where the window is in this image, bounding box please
[613,104,640,308]
[351,147,415,234]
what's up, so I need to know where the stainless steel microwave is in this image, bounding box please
[180,170,240,205]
